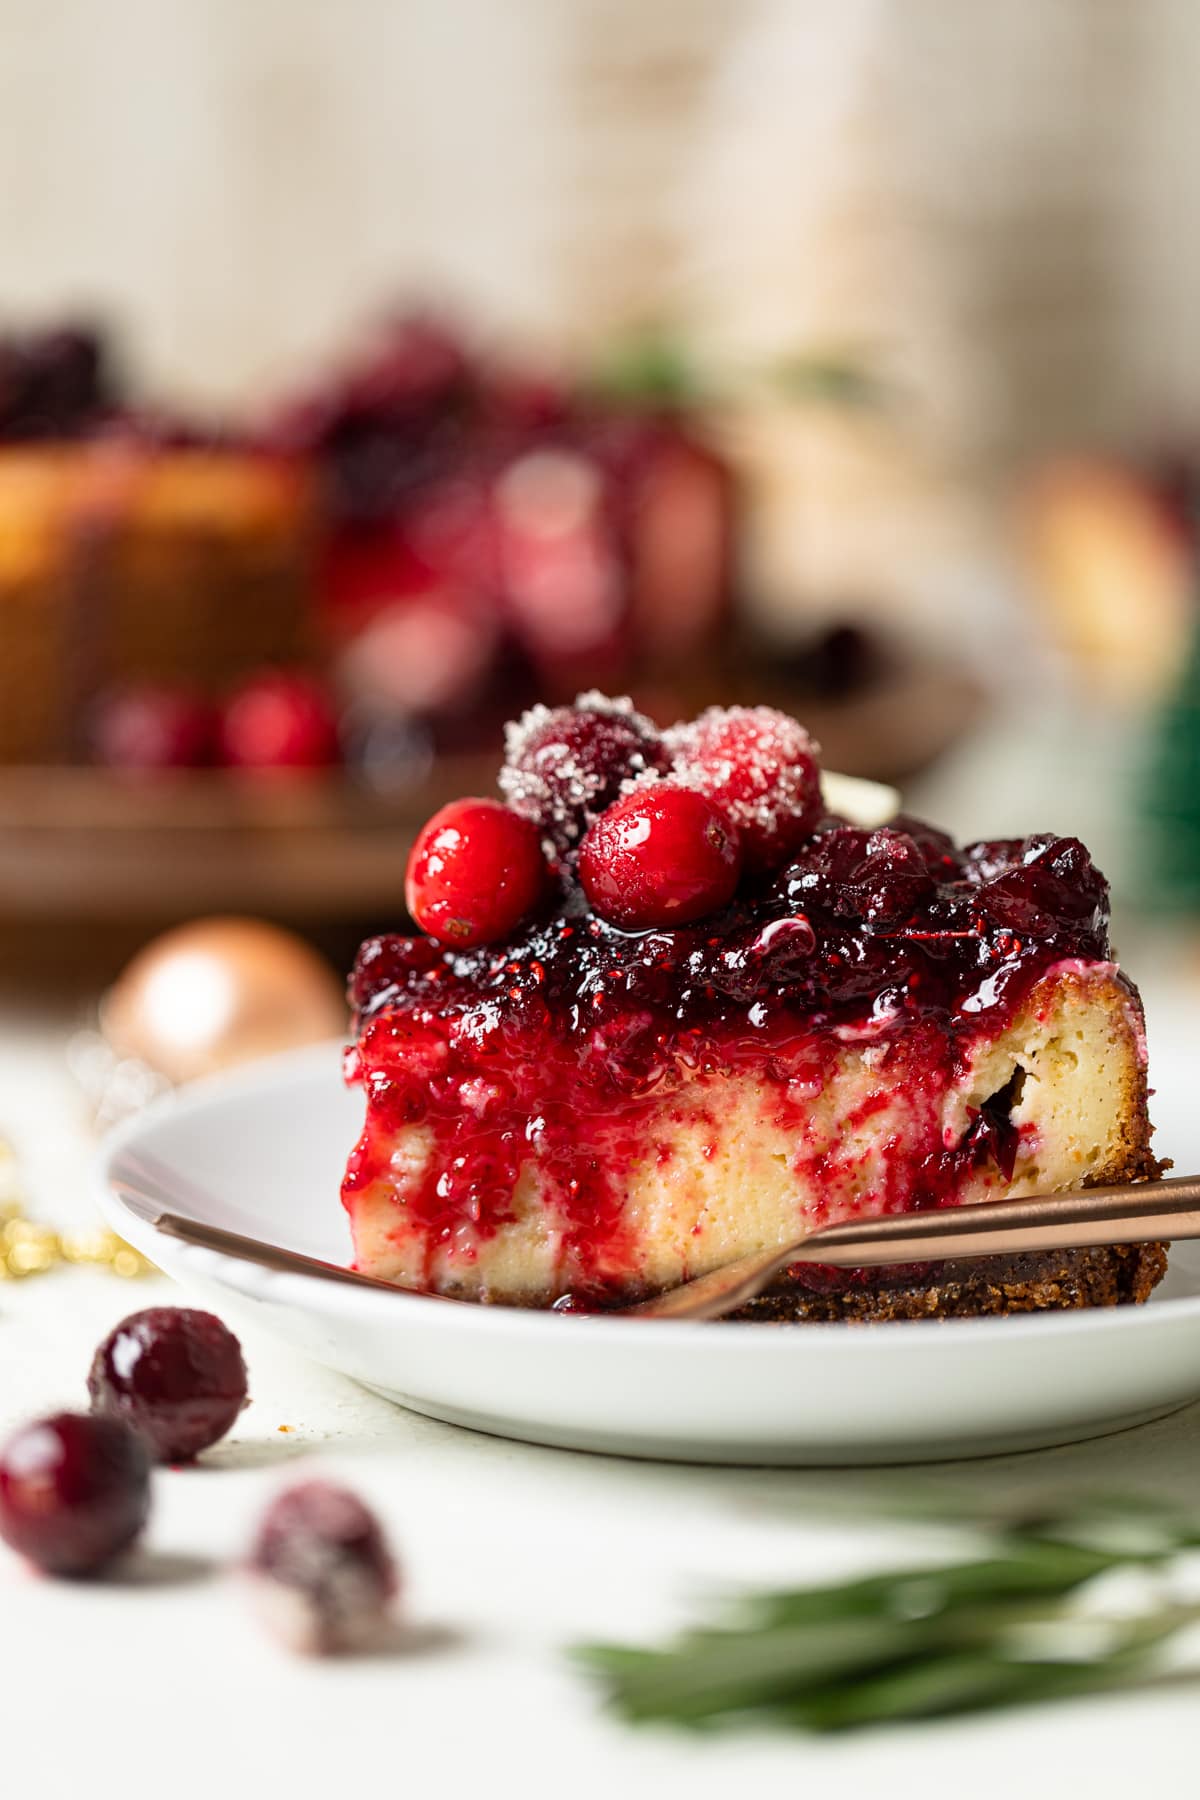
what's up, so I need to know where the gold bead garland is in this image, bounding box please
[0,1141,154,1283]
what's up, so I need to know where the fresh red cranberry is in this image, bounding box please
[406,797,549,945]
[0,1412,150,1576]
[500,694,666,852]
[219,670,340,772]
[88,1308,249,1463]
[578,783,741,930]
[91,682,216,770]
[247,1480,398,1655]
[667,705,823,873]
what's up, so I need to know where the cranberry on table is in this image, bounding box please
[668,705,822,873]
[91,682,216,771]
[578,783,742,931]
[247,1480,398,1655]
[0,1412,150,1576]
[218,670,340,771]
[500,695,666,851]
[406,796,549,946]
[88,1307,249,1463]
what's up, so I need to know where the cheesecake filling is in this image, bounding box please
[342,822,1151,1305]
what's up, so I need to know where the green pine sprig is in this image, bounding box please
[573,1499,1200,1734]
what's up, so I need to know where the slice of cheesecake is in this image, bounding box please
[341,696,1162,1316]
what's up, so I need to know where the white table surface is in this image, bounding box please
[4,939,1200,1800]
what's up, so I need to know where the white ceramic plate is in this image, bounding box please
[95,1038,1200,1467]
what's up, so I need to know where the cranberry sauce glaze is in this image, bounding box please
[344,844,1115,1299]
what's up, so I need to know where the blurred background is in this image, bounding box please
[6,0,1200,1093]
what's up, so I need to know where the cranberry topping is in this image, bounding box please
[668,705,822,872]
[247,1480,398,1655]
[965,835,1108,936]
[890,814,960,879]
[578,783,742,930]
[500,692,666,852]
[0,1412,150,1576]
[219,670,340,772]
[90,683,216,770]
[359,822,1110,1037]
[88,1308,249,1463]
[349,933,443,1014]
[345,818,1113,1294]
[779,826,935,923]
[406,797,550,946]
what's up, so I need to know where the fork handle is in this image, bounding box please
[794,1173,1200,1268]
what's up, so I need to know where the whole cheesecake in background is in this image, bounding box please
[0,315,734,769]
[341,694,1164,1321]
[0,324,315,763]
[0,445,315,764]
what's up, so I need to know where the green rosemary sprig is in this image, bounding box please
[574,1501,1200,1734]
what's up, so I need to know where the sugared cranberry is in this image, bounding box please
[578,783,741,931]
[88,1308,249,1463]
[218,671,340,772]
[247,1480,398,1655]
[0,1412,150,1576]
[91,682,216,770]
[500,693,666,852]
[779,826,935,923]
[668,705,822,873]
[406,797,549,945]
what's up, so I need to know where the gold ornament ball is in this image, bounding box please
[102,917,347,1085]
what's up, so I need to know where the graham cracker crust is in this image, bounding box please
[728,1241,1169,1323]
[730,1126,1170,1325]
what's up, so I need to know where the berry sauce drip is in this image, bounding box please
[343,818,1116,1300]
